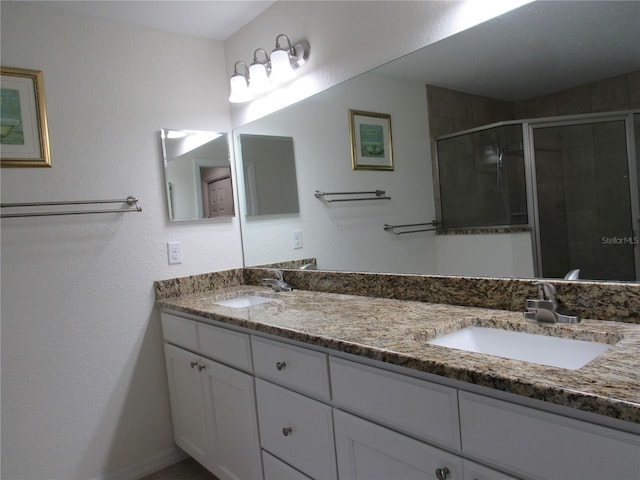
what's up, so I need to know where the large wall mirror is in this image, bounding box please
[234,1,640,282]
[161,129,234,221]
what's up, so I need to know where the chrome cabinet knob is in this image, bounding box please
[276,361,287,371]
[190,361,198,368]
[435,467,450,480]
[282,426,292,436]
[197,364,205,372]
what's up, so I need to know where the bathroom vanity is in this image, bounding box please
[156,278,640,480]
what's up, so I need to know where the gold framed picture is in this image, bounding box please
[1,67,51,167]
[349,109,393,171]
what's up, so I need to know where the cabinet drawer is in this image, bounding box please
[255,379,337,479]
[462,460,517,480]
[197,322,252,371]
[252,336,330,400]
[334,409,463,480]
[262,451,312,480]
[459,391,640,479]
[330,356,461,450]
[161,313,198,351]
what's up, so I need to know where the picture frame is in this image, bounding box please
[349,109,393,171]
[1,67,51,167]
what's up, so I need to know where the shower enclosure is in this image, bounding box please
[435,110,640,281]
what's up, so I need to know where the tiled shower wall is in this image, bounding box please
[514,71,640,119]
[533,120,635,280]
[427,70,640,138]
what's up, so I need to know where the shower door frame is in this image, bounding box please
[524,110,640,281]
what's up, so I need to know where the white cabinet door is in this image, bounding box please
[200,357,263,480]
[163,344,210,467]
[459,391,640,480]
[164,343,263,480]
[334,409,463,480]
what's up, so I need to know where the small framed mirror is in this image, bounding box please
[161,129,234,221]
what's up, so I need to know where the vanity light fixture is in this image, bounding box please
[228,34,310,103]
[248,48,271,94]
[228,61,253,103]
[270,34,307,83]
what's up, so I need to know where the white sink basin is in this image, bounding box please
[214,294,275,309]
[427,327,612,370]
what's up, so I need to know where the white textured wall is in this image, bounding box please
[1,4,241,480]
[436,232,535,278]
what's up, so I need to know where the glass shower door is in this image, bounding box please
[531,117,638,281]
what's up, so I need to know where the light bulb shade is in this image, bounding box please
[269,48,294,83]
[228,74,253,103]
[249,63,271,94]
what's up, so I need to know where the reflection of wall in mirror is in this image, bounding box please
[239,134,300,216]
[237,74,446,274]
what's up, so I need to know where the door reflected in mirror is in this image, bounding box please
[161,129,234,221]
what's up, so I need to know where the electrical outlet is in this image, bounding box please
[292,230,303,249]
[167,241,182,264]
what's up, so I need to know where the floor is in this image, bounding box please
[140,458,219,480]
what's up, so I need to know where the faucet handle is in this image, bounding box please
[533,281,556,301]
[269,269,284,281]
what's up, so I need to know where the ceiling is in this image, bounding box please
[32,0,275,41]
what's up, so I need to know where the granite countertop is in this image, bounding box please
[158,285,640,424]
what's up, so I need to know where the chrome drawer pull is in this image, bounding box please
[435,467,450,480]
[276,361,287,371]
[282,426,293,436]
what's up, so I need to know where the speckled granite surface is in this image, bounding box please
[155,269,244,300]
[243,268,640,323]
[436,226,531,235]
[157,283,640,425]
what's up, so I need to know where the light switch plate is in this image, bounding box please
[292,230,303,249]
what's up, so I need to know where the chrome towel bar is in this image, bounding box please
[1,196,142,218]
[315,190,391,202]
[384,221,439,235]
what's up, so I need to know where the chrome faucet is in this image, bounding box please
[564,268,581,280]
[524,281,580,324]
[261,269,293,292]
